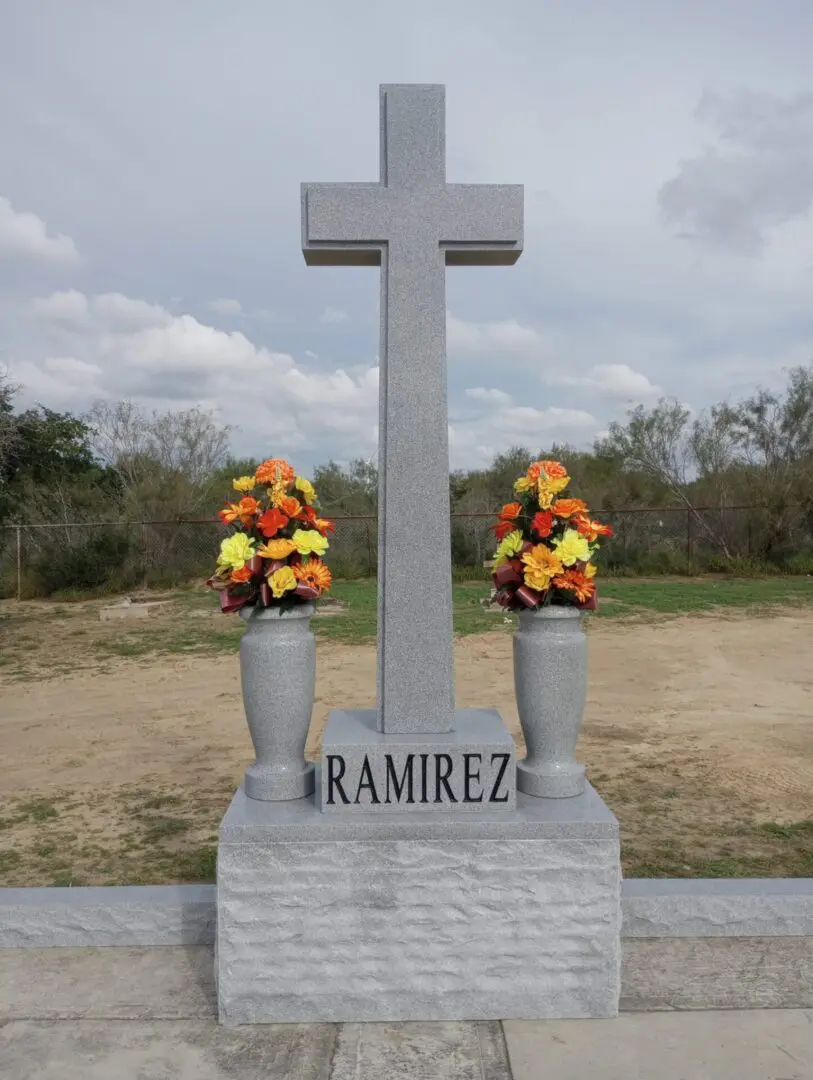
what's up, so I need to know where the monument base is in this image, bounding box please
[215,777,621,1025]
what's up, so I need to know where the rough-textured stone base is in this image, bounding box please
[319,709,516,812]
[216,778,621,1025]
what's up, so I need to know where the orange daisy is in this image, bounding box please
[293,558,332,594]
[552,569,596,604]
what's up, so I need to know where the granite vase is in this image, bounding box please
[514,605,587,798]
[239,603,315,801]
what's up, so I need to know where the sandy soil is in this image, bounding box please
[1,610,812,882]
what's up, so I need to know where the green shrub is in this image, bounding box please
[31,530,137,596]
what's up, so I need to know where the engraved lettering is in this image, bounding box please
[385,754,415,803]
[326,755,350,805]
[434,753,457,803]
[463,752,484,802]
[420,753,429,803]
[488,752,511,803]
[354,754,380,804]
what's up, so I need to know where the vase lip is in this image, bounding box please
[520,605,584,620]
[240,602,316,621]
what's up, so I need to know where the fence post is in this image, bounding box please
[686,510,694,571]
[140,523,148,588]
[15,526,22,601]
[365,521,374,578]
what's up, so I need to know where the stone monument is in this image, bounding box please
[216,84,621,1025]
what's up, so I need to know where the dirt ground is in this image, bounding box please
[1,608,812,882]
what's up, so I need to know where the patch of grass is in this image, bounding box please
[140,794,183,810]
[140,815,191,841]
[597,577,813,617]
[18,799,59,822]
[0,851,22,872]
[173,844,217,882]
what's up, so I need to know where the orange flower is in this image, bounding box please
[279,496,302,518]
[531,510,553,538]
[553,498,588,519]
[293,558,332,594]
[218,496,260,527]
[257,507,289,538]
[526,461,543,482]
[553,569,596,603]
[540,459,568,479]
[256,538,296,559]
[499,501,522,520]
[314,517,336,536]
[255,458,295,486]
[574,514,614,541]
[230,565,255,584]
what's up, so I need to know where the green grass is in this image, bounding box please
[597,577,813,618]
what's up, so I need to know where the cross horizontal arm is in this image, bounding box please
[441,184,524,265]
[301,183,390,266]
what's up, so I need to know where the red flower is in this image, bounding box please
[531,510,553,538]
[257,508,289,538]
[493,520,516,541]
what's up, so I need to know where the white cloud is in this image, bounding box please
[448,313,542,357]
[17,290,379,460]
[320,305,347,324]
[465,386,512,405]
[30,291,171,332]
[0,196,79,265]
[550,363,663,402]
[207,297,243,315]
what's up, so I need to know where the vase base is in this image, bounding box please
[244,762,315,802]
[517,760,586,799]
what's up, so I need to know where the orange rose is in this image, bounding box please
[499,501,522,520]
[493,520,516,541]
[540,460,568,479]
[552,498,588,518]
[230,565,255,584]
[279,496,302,518]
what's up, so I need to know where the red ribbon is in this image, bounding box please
[493,565,521,589]
[248,555,264,576]
[260,582,272,608]
[220,588,256,613]
[515,584,542,608]
[294,584,319,601]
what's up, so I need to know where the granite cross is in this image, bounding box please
[302,84,523,734]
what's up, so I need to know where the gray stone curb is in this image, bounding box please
[1,878,811,948]
[622,877,813,938]
[0,885,215,948]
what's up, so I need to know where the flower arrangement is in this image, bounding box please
[490,459,613,611]
[207,458,335,613]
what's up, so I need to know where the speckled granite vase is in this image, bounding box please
[239,603,315,801]
[514,606,587,798]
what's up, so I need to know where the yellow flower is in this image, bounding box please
[256,538,296,560]
[585,562,597,579]
[232,475,256,493]
[521,544,563,591]
[268,566,297,597]
[551,528,591,566]
[268,479,288,508]
[217,532,256,571]
[291,528,329,557]
[493,529,524,567]
[295,476,317,505]
[513,476,533,494]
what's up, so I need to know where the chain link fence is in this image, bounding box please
[1,506,811,599]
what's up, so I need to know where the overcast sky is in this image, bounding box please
[2,0,813,470]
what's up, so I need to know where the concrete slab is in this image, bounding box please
[0,1020,337,1080]
[0,945,215,1019]
[504,1010,813,1080]
[331,1021,511,1080]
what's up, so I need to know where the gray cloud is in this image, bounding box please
[659,90,813,253]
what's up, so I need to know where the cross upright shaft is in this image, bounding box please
[302,84,523,734]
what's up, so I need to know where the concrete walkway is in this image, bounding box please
[1,946,811,1079]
